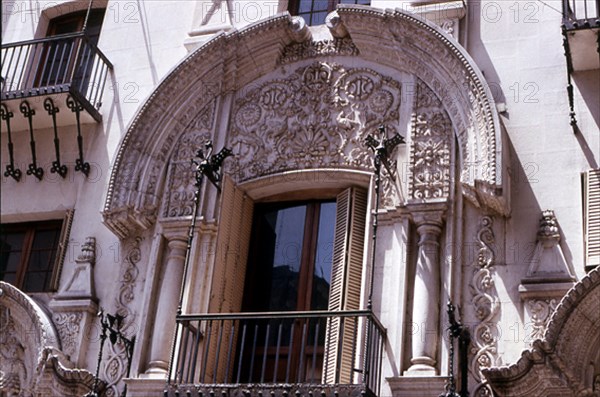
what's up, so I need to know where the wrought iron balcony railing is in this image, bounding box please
[165,310,386,397]
[1,32,112,121]
[562,0,600,29]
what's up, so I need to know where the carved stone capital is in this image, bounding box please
[406,200,447,230]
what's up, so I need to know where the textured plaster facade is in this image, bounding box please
[1,1,598,396]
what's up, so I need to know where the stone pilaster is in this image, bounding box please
[406,202,446,375]
[145,234,188,376]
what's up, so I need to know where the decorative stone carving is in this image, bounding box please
[103,9,505,239]
[484,267,600,396]
[469,216,501,397]
[409,81,452,201]
[52,312,83,360]
[524,299,557,344]
[228,62,402,199]
[102,237,142,397]
[162,129,212,218]
[522,210,575,283]
[278,38,359,65]
[55,236,97,299]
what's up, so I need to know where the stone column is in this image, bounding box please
[146,235,188,376]
[407,205,445,375]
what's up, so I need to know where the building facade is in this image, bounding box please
[1,0,599,396]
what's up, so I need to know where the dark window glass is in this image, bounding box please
[289,0,371,25]
[0,220,63,292]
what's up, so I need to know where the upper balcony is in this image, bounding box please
[1,32,112,130]
[164,310,386,397]
[562,0,600,71]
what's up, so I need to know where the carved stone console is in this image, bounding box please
[49,236,99,368]
[518,210,575,346]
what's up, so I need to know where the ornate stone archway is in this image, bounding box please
[483,267,600,396]
[102,6,507,239]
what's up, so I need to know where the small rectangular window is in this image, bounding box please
[0,212,72,292]
[289,0,370,26]
[584,169,600,271]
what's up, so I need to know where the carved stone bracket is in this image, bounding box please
[49,236,99,367]
[519,210,576,347]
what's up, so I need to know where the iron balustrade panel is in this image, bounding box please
[169,310,385,396]
[563,0,600,29]
[1,33,112,110]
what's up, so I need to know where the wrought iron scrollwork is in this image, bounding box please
[1,103,22,181]
[85,310,136,397]
[19,100,44,180]
[43,97,68,178]
[66,95,90,176]
[440,302,471,397]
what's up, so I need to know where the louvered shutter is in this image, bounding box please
[585,169,600,269]
[204,175,254,382]
[323,187,368,384]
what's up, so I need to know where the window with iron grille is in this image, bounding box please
[288,0,371,26]
[0,214,72,292]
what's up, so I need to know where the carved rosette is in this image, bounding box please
[228,62,402,203]
[409,81,452,201]
[102,237,142,397]
[162,129,211,218]
[469,216,500,396]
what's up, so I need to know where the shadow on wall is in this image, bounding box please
[573,70,600,169]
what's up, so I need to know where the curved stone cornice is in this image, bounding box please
[0,281,60,350]
[103,7,506,239]
[483,267,600,396]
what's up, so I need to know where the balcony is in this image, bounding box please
[562,0,600,71]
[1,32,112,130]
[164,310,386,397]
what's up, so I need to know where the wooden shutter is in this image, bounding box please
[204,175,254,382]
[584,169,600,270]
[323,187,368,384]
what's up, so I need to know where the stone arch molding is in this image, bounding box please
[483,267,600,396]
[103,6,507,239]
[0,281,97,396]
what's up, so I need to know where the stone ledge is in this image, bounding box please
[387,376,447,397]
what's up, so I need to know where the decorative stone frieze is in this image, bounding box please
[409,81,452,201]
[101,236,142,397]
[470,216,501,397]
[162,129,212,218]
[228,62,402,190]
[277,37,359,64]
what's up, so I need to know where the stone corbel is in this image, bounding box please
[405,200,447,375]
[519,210,575,346]
[49,236,99,367]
